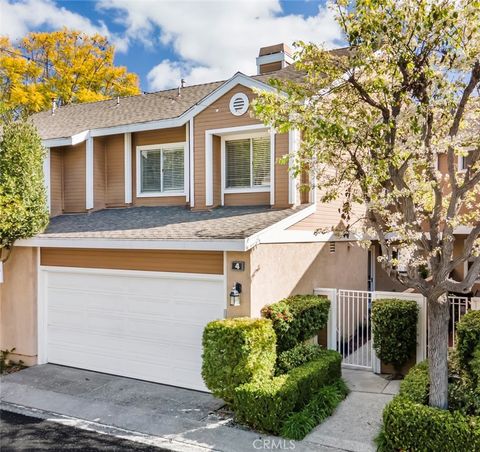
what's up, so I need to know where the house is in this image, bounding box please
[0,44,476,390]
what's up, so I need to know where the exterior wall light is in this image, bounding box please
[230,283,242,306]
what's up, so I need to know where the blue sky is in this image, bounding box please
[0,0,345,91]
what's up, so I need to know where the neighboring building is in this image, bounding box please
[0,44,476,390]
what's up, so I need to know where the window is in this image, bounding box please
[225,136,270,190]
[138,144,184,195]
[458,151,474,172]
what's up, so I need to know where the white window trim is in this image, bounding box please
[221,131,272,203]
[136,142,187,198]
[43,147,51,213]
[124,133,132,204]
[86,137,94,209]
[458,154,469,173]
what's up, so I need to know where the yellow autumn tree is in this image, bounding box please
[0,29,140,117]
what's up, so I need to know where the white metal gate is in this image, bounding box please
[315,288,428,373]
[449,295,471,348]
[336,289,373,370]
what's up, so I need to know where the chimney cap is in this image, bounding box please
[258,43,292,58]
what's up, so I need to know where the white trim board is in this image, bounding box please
[41,73,279,148]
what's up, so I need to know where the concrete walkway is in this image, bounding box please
[1,364,397,451]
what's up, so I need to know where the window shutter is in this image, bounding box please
[252,137,271,186]
[141,149,162,192]
[162,146,184,191]
[226,139,251,188]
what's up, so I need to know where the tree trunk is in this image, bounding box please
[427,293,450,409]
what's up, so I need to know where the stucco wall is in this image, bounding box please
[248,242,369,318]
[0,247,38,365]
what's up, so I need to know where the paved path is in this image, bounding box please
[1,364,397,452]
[306,369,399,452]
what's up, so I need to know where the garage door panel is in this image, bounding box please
[45,268,224,391]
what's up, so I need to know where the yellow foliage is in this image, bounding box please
[0,28,140,116]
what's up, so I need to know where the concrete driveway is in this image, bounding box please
[1,364,394,451]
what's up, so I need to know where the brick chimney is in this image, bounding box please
[256,43,293,75]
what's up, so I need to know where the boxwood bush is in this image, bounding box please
[378,360,480,451]
[457,310,480,379]
[202,318,276,404]
[261,295,330,352]
[233,349,341,434]
[276,343,326,375]
[371,299,418,374]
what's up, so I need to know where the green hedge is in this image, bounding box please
[234,350,341,434]
[457,310,480,379]
[262,295,330,352]
[380,397,480,451]
[280,379,349,440]
[398,360,429,404]
[202,318,276,404]
[371,299,418,373]
[276,344,326,375]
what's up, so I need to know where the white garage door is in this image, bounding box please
[42,267,225,391]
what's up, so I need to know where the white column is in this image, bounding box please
[189,119,195,207]
[43,147,51,213]
[270,129,275,206]
[205,132,213,206]
[313,288,337,350]
[184,124,190,203]
[124,132,132,204]
[86,137,94,210]
[288,129,300,205]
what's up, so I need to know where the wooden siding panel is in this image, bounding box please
[194,85,261,209]
[224,192,270,206]
[63,142,86,213]
[41,248,223,275]
[50,149,63,217]
[132,126,188,207]
[93,137,106,211]
[105,134,126,207]
[259,61,282,74]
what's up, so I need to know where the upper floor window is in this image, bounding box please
[225,136,270,190]
[458,151,474,173]
[137,143,185,196]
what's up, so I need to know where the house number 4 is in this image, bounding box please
[232,261,245,271]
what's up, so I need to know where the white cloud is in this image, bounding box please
[99,0,344,90]
[0,0,128,52]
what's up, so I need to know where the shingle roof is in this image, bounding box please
[31,47,351,141]
[41,205,309,241]
[32,81,224,140]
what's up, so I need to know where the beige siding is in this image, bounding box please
[226,251,252,318]
[50,148,63,217]
[249,242,369,317]
[224,192,270,206]
[41,248,223,275]
[93,137,106,211]
[132,126,187,207]
[0,247,38,365]
[194,85,261,209]
[105,134,126,207]
[63,142,86,213]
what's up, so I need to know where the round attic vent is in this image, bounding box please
[229,93,249,116]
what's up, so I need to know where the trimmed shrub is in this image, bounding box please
[276,344,326,375]
[399,360,429,404]
[280,379,349,440]
[262,295,330,352]
[380,397,480,452]
[371,299,419,374]
[457,310,480,378]
[234,350,341,434]
[202,318,276,404]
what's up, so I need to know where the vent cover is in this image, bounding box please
[229,93,249,116]
[329,242,336,253]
